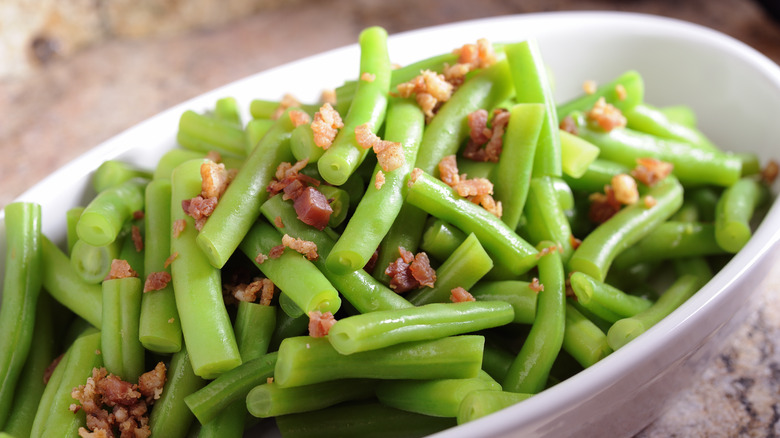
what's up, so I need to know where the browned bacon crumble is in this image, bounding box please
[106,259,137,280]
[443,38,497,87]
[570,235,582,250]
[536,245,562,259]
[762,159,779,184]
[132,210,145,221]
[529,277,544,293]
[360,72,376,82]
[588,186,622,224]
[293,186,333,231]
[615,84,628,101]
[463,108,509,163]
[131,226,143,252]
[396,69,454,121]
[408,168,423,188]
[643,195,657,208]
[200,160,233,199]
[311,103,344,149]
[143,272,171,293]
[308,311,337,338]
[364,248,380,273]
[205,150,222,163]
[611,174,639,205]
[289,110,312,127]
[437,155,502,218]
[385,247,436,293]
[230,278,275,303]
[450,287,475,303]
[586,97,626,132]
[163,252,178,269]
[269,245,285,259]
[274,216,285,228]
[320,89,337,105]
[375,170,386,190]
[44,354,65,384]
[181,196,217,231]
[272,94,301,120]
[559,115,578,135]
[282,234,319,261]
[354,123,405,172]
[172,219,186,238]
[255,252,268,264]
[631,157,674,187]
[583,79,597,95]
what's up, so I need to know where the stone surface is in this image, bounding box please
[2,0,780,436]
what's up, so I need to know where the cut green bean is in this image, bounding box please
[625,103,718,151]
[246,379,376,418]
[69,238,122,284]
[149,348,206,438]
[196,109,296,269]
[246,118,275,155]
[153,149,243,180]
[76,178,146,247]
[568,272,652,319]
[714,177,769,253]
[470,280,538,325]
[563,303,612,368]
[420,218,468,262]
[660,104,697,127]
[177,110,247,158]
[556,70,644,119]
[269,306,309,352]
[275,335,484,387]
[612,221,726,269]
[406,233,494,305]
[101,277,145,382]
[481,341,516,383]
[92,160,152,193]
[249,99,318,119]
[523,176,574,262]
[290,123,325,163]
[457,390,532,424]
[66,206,85,254]
[170,159,240,378]
[214,96,242,127]
[563,158,629,193]
[559,130,601,178]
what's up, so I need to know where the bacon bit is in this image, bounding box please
[408,168,423,187]
[232,278,274,303]
[450,287,475,303]
[611,174,639,205]
[410,252,436,288]
[132,210,145,220]
[455,177,493,198]
[269,245,285,259]
[131,225,143,252]
[536,245,562,259]
[471,194,503,218]
[181,196,218,231]
[172,219,186,238]
[529,277,544,293]
[95,350,100,355]
[289,110,312,127]
[364,248,380,273]
[615,84,627,101]
[200,161,232,199]
[273,216,284,229]
[463,108,509,163]
[397,70,454,121]
[437,156,501,217]
[282,234,319,261]
[399,247,415,264]
[205,150,222,163]
[354,124,405,172]
[163,252,178,268]
[761,159,778,184]
[255,252,268,264]
[106,259,137,280]
[168,318,174,324]
[467,109,492,145]
[438,155,461,187]
[583,80,597,95]
[259,280,275,306]
[631,158,674,187]
[565,275,577,298]
[385,247,419,293]
[308,311,337,338]
[643,195,657,208]
[143,272,172,293]
[444,38,496,86]
[44,354,65,384]
[360,72,376,82]
[267,377,275,384]
[559,115,578,135]
[294,186,333,231]
[320,89,337,105]
[311,103,344,149]
[589,186,622,224]
[272,94,301,120]
[375,170,386,190]
[570,235,582,250]
[586,97,626,132]
[138,362,167,403]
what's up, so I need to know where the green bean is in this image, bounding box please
[92,160,152,193]
[481,341,516,383]
[327,97,425,273]
[140,179,182,353]
[69,238,122,284]
[269,306,309,352]
[568,272,652,320]
[340,171,367,211]
[76,177,146,247]
[0,203,42,429]
[3,294,55,438]
[607,274,704,350]
[456,157,495,179]
[624,103,718,151]
[153,149,243,180]
[260,194,413,313]
[29,345,70,438]
[612,221,725,269]
[670,200,700,223]
[714,177,769,253]
[65,206,84,255]
[406,171,538,276]
[660,104,697,127]
[290,123,325,163]
[196,109,296,269]
[568,176,684,281]
[184,352,278,424]
[119,220,144,275]
[214,96,242,127]
[149,348,206,438]
[559,130,601,178]
[673,256,714,280]
[563,303,612,368]
[275,335,484,387]
[470,280,538,325]
[317,185,351,229]
[41,236,102,328]
[456,390,533,424]
[170,159,241,379]
[376,370,500,418]
[101,277,145,382]
[689,186,721,222]
[551,178,575,212]
[318,27,391,185]
[249,99,318,119]
[506,40,560,178]
[556,70,644,119]
[406,233,494,305]
[493,103,546,230]
[239,220,340,315]
[737,152,762,176]
[275,401,457,438]
[503,241,566,394]
[523,176,574,262]
[33,330,102,438]
[245,118,275,155]
[420,218,467,262]
[177,110,247,158]
[562,158,629,193]
[246,379,376,418]
[328,301,512,355]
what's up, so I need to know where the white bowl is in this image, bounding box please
[2,11,780,438]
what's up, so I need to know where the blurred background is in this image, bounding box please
[2,0,780,436]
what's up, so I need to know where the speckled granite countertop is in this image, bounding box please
[2,0,780,436]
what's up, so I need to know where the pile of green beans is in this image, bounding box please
[0,25,776,438]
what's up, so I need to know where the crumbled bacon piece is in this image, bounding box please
[132,210,145,220]
[205,150,222,163]
[354,124,405,172]
[583,80,597,95]
[762,160,779,184]
[232,278,275,303]
[44,354,64,384]
[559,115,578,135]
[182,196,218,230]
[463,108,509,163]
[163,252,178,268]
[131,225,143,252]
[409,252,436,288]
[455,177,493,198]
[570,235,582,250]
[467,109,492,145]
[364,248,380,273]
[437,155,501,217]
[589,186,622,224]
[269,245,285,259]
[360,72,376,82]
[631,158,674,187]
[450,287,475,303]
[168,318,174,324]
[586,97,626,132]
[529,277,544,293]
[615,84,627,101]
[268,159,322,203]
[294,186,333,231]
[471,193,503,218]
[107,259,137,280]
[397,70,454,121]
[143,272,171,293]
[274,216,284,228]
[308,311,337,338]
[289,110,312,127]
[408,168,423,187]
[643,195,657,208]
[375,170,386,189]
[320,89,337,105]
[255,252,268,264]
[444,38,496,86]
[385,247,435,292]
[200,161,232,199]
[438,155,461,187]
[276,159,309,181]
[311,103,344,149]
[536,244,562,259]
[137,362,166,403]
[399,246,415,264]
[282,234,319,261]
[259,281,275,306]
[172,219,186,238]
[272,94,301,120]
[611,174,639,205]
